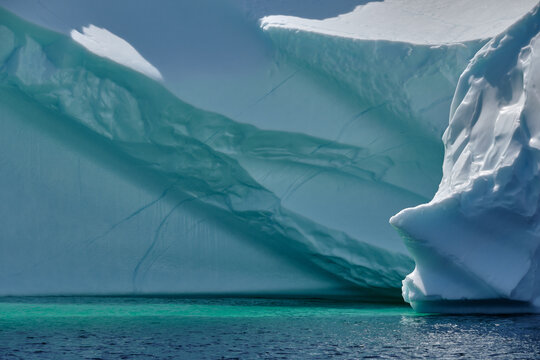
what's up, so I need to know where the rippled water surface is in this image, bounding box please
[0,297,539,359]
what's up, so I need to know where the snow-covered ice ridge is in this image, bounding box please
[260,0,538,45]
[70,25,162,81]
[391,4,540,313]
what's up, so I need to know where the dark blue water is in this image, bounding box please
[0,297,539,359]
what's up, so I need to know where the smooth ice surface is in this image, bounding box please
[70,25,162,81]
[391,4,540,313]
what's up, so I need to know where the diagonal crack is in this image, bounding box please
[282,168,323,201]
[136,218,209,288]
[335,102,387,142]
[234,70,299,118]
[84,181,179,247]
[309,102,386,156]
[131,195,206,292]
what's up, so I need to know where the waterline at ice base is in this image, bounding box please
[0,0,539,313]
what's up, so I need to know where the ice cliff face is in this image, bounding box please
[0,6,414,296]
[1,0,539,306]
[391,4,540,313]
[260,0,538,137]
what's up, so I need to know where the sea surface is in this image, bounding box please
[0,297,539,359]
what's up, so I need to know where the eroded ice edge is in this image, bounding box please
[391,4,540,313]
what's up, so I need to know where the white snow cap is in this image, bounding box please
[71,25,163,81]
[261,0,539,45]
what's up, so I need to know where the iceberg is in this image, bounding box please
[391,4,540,313]
[0,0,538,308]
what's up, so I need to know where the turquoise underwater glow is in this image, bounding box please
[1,297,539,359]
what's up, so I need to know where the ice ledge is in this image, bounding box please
[260,0,538,45]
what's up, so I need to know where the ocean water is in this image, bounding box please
[0,297,539,359]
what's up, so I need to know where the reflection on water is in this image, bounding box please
[0,297,539,359]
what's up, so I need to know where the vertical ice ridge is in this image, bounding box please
[391,3,540,313]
